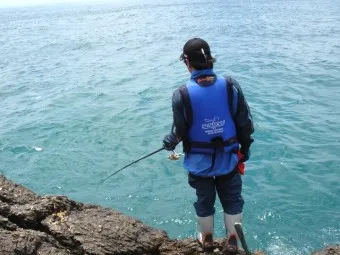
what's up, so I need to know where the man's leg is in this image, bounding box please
[216,171,244,253]
[188,173,216,252]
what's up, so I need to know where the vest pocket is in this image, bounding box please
[185,153,213,173]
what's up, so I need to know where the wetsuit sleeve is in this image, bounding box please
[171,87,188,140]
[231,78,254,154]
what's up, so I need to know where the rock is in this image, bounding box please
[159,239,198,254]
[158,239,267,255]
[312,245,340,255]
[0,175,167,255]
[0,175,37,205]
[0,215,17,230]
[0,229,71,255]
[41,205,167,254]
[0,175,338,255]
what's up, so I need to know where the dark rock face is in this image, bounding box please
[0,175,166,255]
[0,175,338,255]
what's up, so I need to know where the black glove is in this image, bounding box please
[240,146,250,162]
[163,133,178,151]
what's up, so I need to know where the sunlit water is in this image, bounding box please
[1,1,339,254]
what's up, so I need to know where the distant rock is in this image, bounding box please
[0,175,338,255]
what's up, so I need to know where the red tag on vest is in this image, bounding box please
[237,151,245,175]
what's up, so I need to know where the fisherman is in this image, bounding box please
[162,38,254,254]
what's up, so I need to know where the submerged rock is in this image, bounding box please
[0,175,338,255]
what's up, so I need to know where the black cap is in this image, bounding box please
[179,38,215,65]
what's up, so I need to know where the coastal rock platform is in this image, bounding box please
[0,175,338,255]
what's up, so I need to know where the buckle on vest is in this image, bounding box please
[210,137,224,148]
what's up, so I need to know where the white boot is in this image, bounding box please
[197,215,214,252]
[224,213,242,253]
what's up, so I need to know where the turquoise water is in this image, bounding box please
[1,0,339,254]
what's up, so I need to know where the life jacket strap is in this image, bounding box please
[190,136,238,149]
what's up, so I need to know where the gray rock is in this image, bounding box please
[0,229,71,255]
[0,175,37,205]
[1,175,338,255]
[0,215,17,230]
[41,205,167,254]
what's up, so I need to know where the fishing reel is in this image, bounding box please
[168,151,183,161]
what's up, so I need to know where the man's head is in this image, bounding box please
[180,38,216,70]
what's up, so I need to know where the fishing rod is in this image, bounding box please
[235,222,251,255]
[99,147,165,184]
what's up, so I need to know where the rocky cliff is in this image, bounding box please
[0,175,338,255]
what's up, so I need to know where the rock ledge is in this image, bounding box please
[0,175,338,255]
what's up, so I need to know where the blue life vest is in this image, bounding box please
[180,75,239,154]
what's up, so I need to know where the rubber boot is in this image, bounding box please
[223,213,242,254]
[197,215,214,252]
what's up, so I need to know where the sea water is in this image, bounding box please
[0,0,339,254]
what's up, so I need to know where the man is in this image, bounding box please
[162,38,254,254]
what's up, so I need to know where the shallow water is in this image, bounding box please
[1,0,339,254]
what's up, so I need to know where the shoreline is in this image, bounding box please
[0,175,338,255]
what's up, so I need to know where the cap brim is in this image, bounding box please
[179,53,184,61]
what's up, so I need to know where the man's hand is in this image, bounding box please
[163,133,178,151]
[240,147,250,162]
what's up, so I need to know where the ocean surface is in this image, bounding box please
[0,0,339,254]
